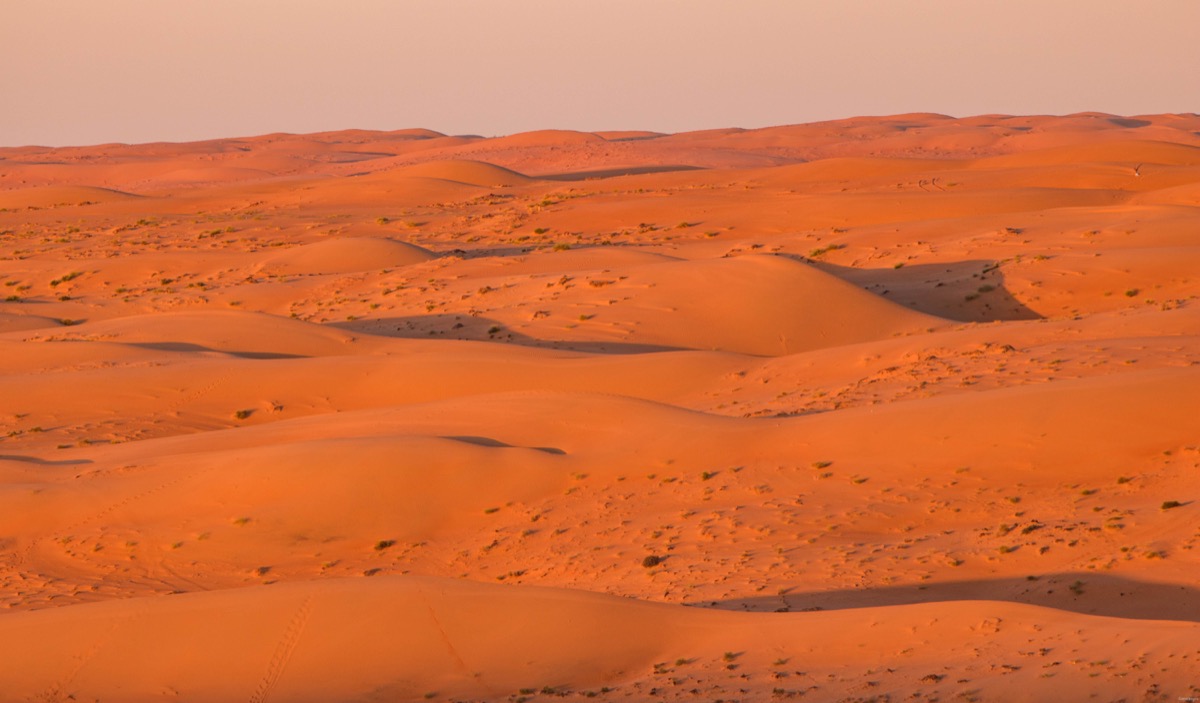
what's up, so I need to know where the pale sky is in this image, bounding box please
[3,0,1198,146]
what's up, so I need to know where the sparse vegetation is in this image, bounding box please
[49,271,83,287]
[808,243,845,258]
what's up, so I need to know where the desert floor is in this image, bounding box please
[1,113,1199,702]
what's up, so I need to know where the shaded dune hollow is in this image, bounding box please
[1,112,1199,701]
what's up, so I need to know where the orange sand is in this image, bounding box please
[2,113,1199,701]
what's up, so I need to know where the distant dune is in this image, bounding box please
[387,159,534,187]
[0,184,140,208]
[1,113,1199,701]
[260,237,436,275]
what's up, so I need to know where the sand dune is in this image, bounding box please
[1131,180,1200,206]
[569,253,945,355]
[288,172,489,207]
[0,311,66,333]
[972,138,1200,169]
[46,309,366,355]
[2,575,1196,702]
[147,165,276,188]
[488,129,607,148]
[259,237,436,275]
[0,184,140,208]
[387,159,534,187]
[2,114,1198,701]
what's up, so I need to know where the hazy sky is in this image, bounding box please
[3,0,1197,146]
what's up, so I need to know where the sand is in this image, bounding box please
[1,112,1199,701]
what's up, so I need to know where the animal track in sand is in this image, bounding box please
[248,594,314,703]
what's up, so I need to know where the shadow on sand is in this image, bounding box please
[800,257,1044,323]
[536,165,705,181]
[0,454,92,466]
[126,342,308,360]
[442,436,565,455]
[329,314,681,354]
[698,572,1200,622]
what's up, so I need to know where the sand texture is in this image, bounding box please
[2,112,1199,701]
